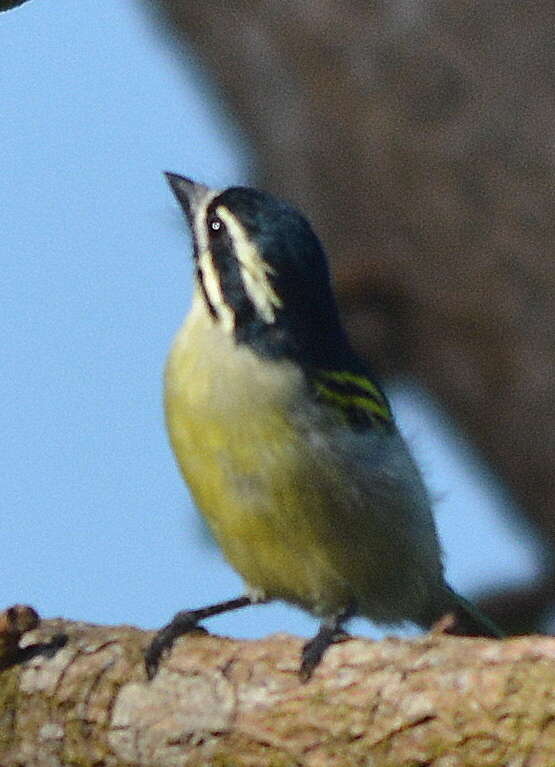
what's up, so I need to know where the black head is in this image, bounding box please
[166,174,356,369]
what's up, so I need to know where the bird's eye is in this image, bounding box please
[208,216,222,234]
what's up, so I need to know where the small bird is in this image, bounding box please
[145,173,502,680]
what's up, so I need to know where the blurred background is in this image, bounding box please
[2,0,553,641]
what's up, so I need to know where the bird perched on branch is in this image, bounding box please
[146,173,502,680]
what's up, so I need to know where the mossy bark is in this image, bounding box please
[1,617,555,766]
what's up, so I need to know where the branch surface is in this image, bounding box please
[2,615,555,766]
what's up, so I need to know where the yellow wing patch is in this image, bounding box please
[313,369,392,429]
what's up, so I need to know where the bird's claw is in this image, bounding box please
[144,611,205,679]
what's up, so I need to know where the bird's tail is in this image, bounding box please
[419,584,504,638]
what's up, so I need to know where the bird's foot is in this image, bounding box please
[145,610,206,680]
[300,621,351,682]
[145,595,254,679]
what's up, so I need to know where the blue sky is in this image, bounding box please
[2,0,544,641]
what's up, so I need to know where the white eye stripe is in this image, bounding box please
[215,205,282,324]
[193,190,219,253]
[198,249,235,333]
[189,189,235,333]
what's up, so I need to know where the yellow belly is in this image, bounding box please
[164,307,357,615]
[164,299,438,623]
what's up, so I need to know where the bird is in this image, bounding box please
[145,172,502,681]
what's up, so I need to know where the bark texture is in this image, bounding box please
[2,615,555,766]
[145,0,555,629]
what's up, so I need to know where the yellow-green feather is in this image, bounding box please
[313,370,392,426]
[165,297,353,613]
[164,295,427,620]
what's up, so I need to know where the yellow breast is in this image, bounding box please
[164,295,355,614]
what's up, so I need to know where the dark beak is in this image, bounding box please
[164,172,211,221]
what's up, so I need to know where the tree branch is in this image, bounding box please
[0,0,33,12]
[2,610,555,765]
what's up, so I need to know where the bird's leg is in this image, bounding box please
[300,606,354,682]
[145,595,257,679]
